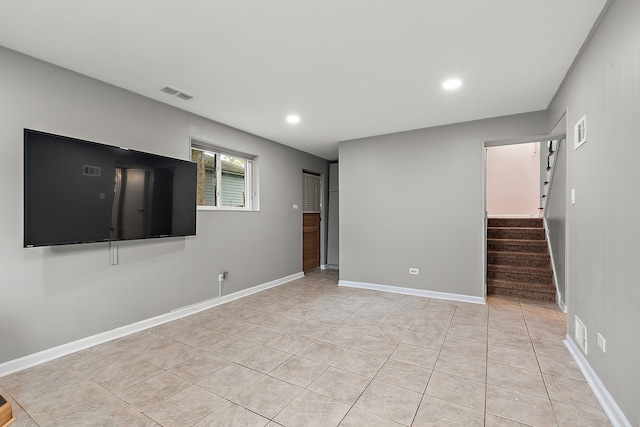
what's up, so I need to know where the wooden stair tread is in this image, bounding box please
[487,278,555,290]
[487,251,551,269]
[487,240,548,254]
[488,230,545,240]
[487,227,544,231]
[487,250,549,259]
[487,218,543,228]
[487,264,553,275]
[487,238,547,244]
[487,286,556,301]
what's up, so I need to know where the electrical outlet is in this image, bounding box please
[409,268,419,275]
[218,273,225,282]
[597,333,606,353]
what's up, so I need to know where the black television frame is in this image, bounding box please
[24,129,197,248]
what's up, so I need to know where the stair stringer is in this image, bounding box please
[543,216,566,312]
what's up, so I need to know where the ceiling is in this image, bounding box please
[0,0,608,160]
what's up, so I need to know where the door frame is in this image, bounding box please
[482,133,566,299]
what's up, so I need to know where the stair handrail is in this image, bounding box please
[540,139,562,213]
[540,137,566,310]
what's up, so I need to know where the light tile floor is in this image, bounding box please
[0,270,612,426]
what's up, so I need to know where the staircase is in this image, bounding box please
[486,218,556,301]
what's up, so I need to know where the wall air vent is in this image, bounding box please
[574,315,588,355]
[574,115,587,150]
[161,86,195,101]
[83,165,101,177]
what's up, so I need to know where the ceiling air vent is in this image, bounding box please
[161,85,195,101]
[161,86,180,95]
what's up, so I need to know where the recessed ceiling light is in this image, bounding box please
[286,115,301,124]
[442,79,462,90]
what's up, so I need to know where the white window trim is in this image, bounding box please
[190,138,259,211]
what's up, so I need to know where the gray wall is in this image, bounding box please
[548,0,640,423]
[339,112,548,297]
[544,137,567,305]
[0,47,328,364]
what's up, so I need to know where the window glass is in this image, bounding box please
[221,155,246,207]
[191,149,217,207]
[190,144,255,210]
[302,173,321,213]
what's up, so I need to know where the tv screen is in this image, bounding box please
[24,129,197,247]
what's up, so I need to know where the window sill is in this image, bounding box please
[197,206,259,212]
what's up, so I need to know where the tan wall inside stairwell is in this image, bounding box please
[486,142,540,217]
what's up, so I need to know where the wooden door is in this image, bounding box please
[303,213,320,271]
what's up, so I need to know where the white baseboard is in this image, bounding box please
[0,272,304,378]
[324,264,339,270]
[338,280,485,305]
[564,336,631,427]
[557,297,567,313]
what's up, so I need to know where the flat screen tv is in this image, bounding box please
[24,129,197,247]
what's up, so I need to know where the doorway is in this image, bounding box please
[302,172,321,271]
[483,131,566,303]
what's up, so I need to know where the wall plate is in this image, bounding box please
[597,332,606,353]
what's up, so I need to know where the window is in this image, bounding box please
[302,173,321,213]
[190,140,257,210]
